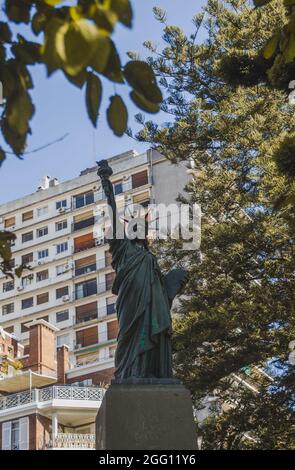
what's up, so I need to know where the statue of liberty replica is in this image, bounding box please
[97,160,187,382]
[96,160,196,450]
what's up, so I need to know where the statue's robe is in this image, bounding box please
[109,236,173,380]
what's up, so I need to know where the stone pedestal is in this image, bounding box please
[96,381,197,450]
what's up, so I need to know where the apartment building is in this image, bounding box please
[0,149,189,389]
[0,320,104,450]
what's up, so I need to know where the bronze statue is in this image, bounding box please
[97,160,187,382]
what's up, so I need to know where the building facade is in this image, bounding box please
[0,149,189,391]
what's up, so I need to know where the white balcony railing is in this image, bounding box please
[0,386,105,411]
[45,433,96,450]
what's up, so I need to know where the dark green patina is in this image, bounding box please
[97,160,187,381]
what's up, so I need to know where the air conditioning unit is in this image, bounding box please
[38,261,44,266]
[124,195,132,203]
[123,175,130,181]
[17,286,24,292]
[62,295,70,302]
[74,344,82,350]
[96,239,104,246]
[58,207,66,214]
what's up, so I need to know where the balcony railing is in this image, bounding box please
[75,304,116,324]
[75,263,97,277]
[45,433,95,450]
[74,240,96,253]
[72,217,95,232]
[0,386,105,411]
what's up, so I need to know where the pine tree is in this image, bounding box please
[135,0,295,449]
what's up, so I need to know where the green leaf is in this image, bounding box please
[64,69,87,88]
[0,22,12,43]
[102,40,124,83]
[107,95,128,136]
[2,119,27,155]
[111,0,133,27]
[86,73,102,127]
[283,32,295,63]
[7,89,35,136]
[90,4,118,33]
[55,19,101,76]
[123,60,162,103]
[130,90,160,114]
[42,17,65,75]
[5,0,31,24]
[12,37,42,65]
[253,0,272,6]
[44,0,64,5]
[0,148,6,166]
[262,33,280,60]
[90,34,111,74]
[32,10,49,36]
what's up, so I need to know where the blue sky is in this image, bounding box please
[0,0,207,204]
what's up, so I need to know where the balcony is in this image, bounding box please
[74,239,96,254]
[75,263,96,277]
[45,433,95,450]
[75,311,98,324]
[72,217,95,232]
[74,281,107,300]
[0,385,105,413]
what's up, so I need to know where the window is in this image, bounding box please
[3,281,14,293]
[74,191,94,209]
[56,310,69,323]
[106,272,116,291]
[4,217,15,228]
[76,326,98,348]
[107,320,119,340]
[106,297,116,315]
[22,210,33,222]
[37,226,48,238]
[56,242,68,254]
[22,297,33,309]
[21,322,29,333]
[11,420,20,450]
[56,199,67,210]
[57,334,70,347]
[38,249,49,259]
[22,274,34,287]
[73,211,94,231]
[36,270,48,282]
[56,263,69,276]
[133,191,150,208]
[22,253,33,265]
[132,170,148,189]
[56,286,69,299]
[75,255,96,276]
[37,206,48,217]
[22,231,33,243]
[76,302,98,323]
[113,180,123,195]
[37,292,49,305]
[5,326,14,334]
[9,258,15,269]
[56,220,67,231]
[2,303,14,315]
[75,279,97,299]
[74,233,95,253]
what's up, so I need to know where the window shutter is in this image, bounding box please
[132,170,148,189]
[2,422,11,450]
[19,417,29,450]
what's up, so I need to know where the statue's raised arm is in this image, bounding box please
[97,160,120,240]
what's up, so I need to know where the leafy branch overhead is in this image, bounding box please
[0,0,163,163]
[254,0,295,63]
